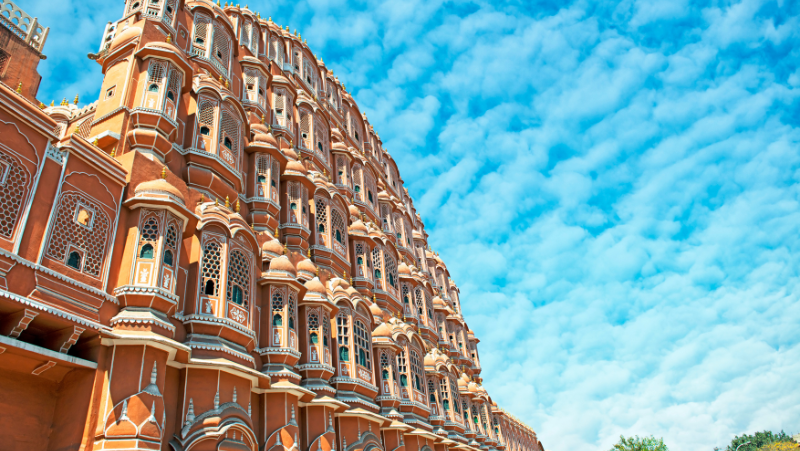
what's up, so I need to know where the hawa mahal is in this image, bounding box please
[0,1,544,450]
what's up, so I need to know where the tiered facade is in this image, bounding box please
[0,1,544,450]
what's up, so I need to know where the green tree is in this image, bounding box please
[721,431,795,451]
[610,435,669,451]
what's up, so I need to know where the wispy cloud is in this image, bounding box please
[28,0,800,449]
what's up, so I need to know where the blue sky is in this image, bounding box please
[26,0,800,449]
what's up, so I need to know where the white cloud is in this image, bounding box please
[35,0,800,449]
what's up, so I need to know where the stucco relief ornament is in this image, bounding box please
[120,399,129,421]
[185,398,195,425]
[230,307,246,324]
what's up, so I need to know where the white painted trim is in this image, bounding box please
[37,150,69,265]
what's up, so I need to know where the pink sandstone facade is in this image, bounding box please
[0,1,545,450]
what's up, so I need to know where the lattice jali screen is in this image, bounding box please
[139,215,159,247]
[198,100,215,126]
[75,115,95,138]
[308,312,319,331]
[300,111,312,148]
[314,120,328,162]
[414,288,424,316]
[385,253,397,290]
[0,152,29,239]
[331,208,346,254]
[288,182,301,223]
[244,68,257,102]
[211,23,231,70]
[372,246,382,286]
[288,291,296,325]
[200,239,222,296]
[219,107,240,168]
[192,14,210,55]
[226,249,251,308]
[45,193,111,277]
[241,22,251,47]
[165,223,178,250]
[147,60,167,84]
[272,289,284,312]
[315,197,328,246]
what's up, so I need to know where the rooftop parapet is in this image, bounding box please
[0,0,49,53]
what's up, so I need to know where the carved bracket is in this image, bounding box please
[0,308,38,338]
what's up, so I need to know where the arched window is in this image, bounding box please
[441,379,450,411]
[451,378,462,415]
[410,349,423,390]
[211,21,232,74]
[226,249,251,309]
[67,251,82,270]
[380,353,390,381]
[414,288,424,317]
[192,14,210,50]
[219,106,241,169]
[200,239,221,297]
[308,312,320,352]
[272,291,284,327]
[354,320,371,369]
[299,111,312,149]
[288,291,296,330]
[397,350,408,387]
[428,379,437,404]
[372,246,383,287]
[139,244,154,259]
[196,98,216,151]
[352,164,363,200]
[138,216,158,261]
[314,119,328,162]
[331,208,346,254]
[315,197,329,247]
[273,90,287,127]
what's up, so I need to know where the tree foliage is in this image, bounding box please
[610,435,669,451]
[721,431,796,451]
[758,442,798,451]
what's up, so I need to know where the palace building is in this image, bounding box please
[0,1,545,450]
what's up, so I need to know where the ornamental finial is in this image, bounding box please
[161,166,167,179]
[225,196,230,208]
[235,200,240,213]
[74,94,79,105]
[16,82,22,94]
